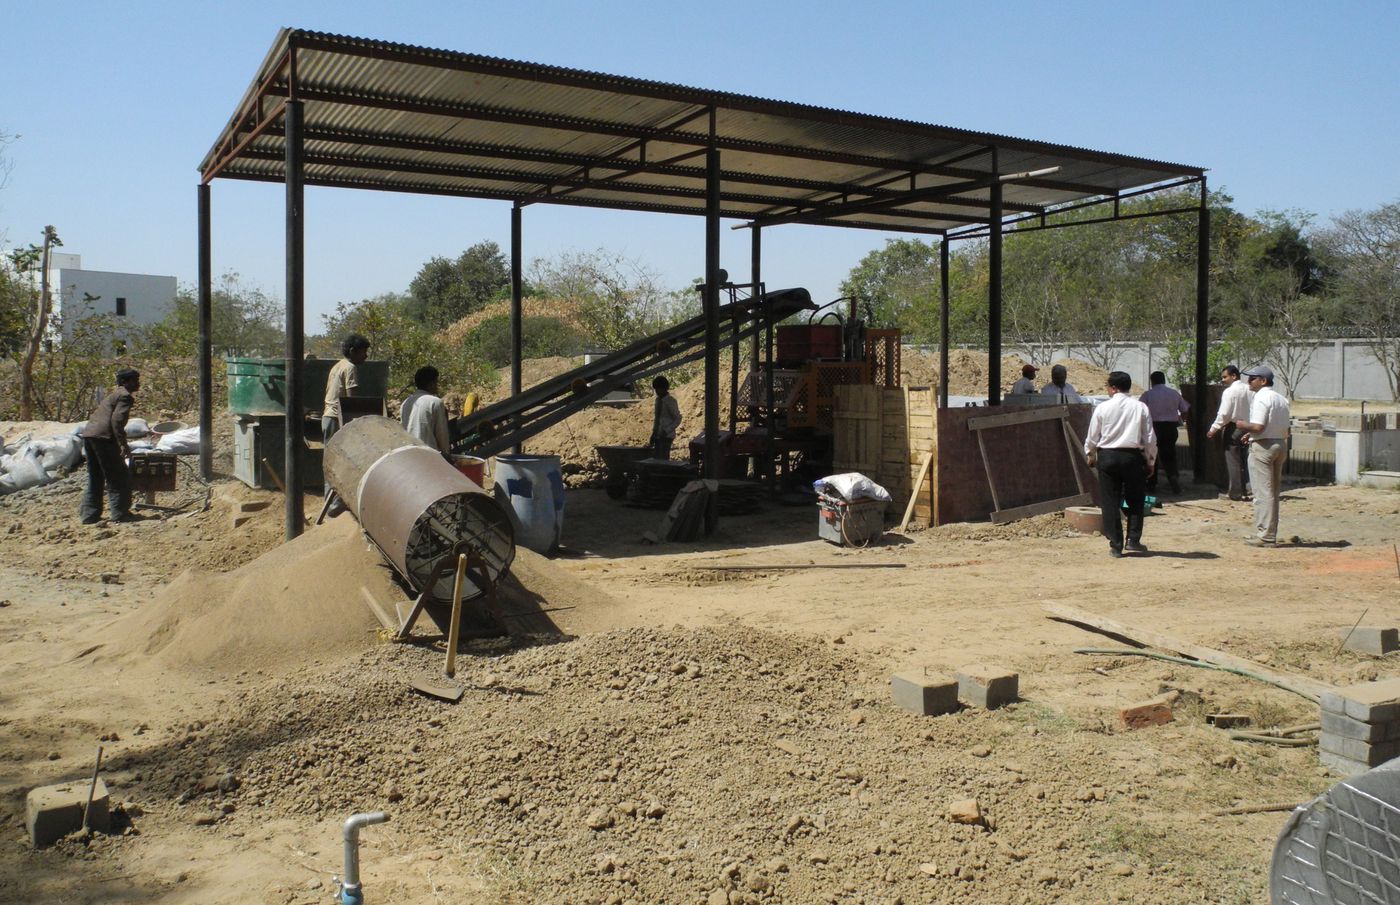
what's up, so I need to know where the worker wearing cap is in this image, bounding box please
[1041,364,1085,403]
[1140,371,1189,495]
[1083,371,1157,558]
[1010,363,1039,395]
[1234,365,1290,546]
[79,367,142,524]
[1206,365,1252,501]
[322,333,370,514]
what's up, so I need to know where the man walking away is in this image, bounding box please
[1206,365,1252,501]
[401,365,452,455]
[650,376,682,460]
[322,333,370,514]
[1041,364,1085,403]
[79,368,142,524]
[1234,365,1290,546]
[1141,371,1189,494]
[1083,371,1157,558]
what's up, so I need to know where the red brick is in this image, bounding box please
[1119,695,1175,730]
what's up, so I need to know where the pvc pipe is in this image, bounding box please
[340,811,389,905]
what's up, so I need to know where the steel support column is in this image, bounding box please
[197,183,213,480]
[510,202,523,454]
[284,99,305,541]
[703,142,721,532]
[750,226,761,371]
[988,153,1003,406]
[939,238,950,409]
[1193,177,1211,480]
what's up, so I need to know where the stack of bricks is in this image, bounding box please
[1319,678,1400,776]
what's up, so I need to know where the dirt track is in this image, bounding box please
[3,421,1399,905]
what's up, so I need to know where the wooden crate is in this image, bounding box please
[835,385,937,526]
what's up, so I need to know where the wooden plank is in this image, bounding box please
[1042,602,1332,701]
[976,430,1001,511]
[360,586,399,632]
[898,451,934,533]
[967,405,1072,431]
[991,492,1092,524]
[1060,418,1091,494]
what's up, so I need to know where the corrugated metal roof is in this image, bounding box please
[201,29,1205,234]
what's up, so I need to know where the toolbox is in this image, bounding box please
[817,493,886,546]
[129,452,178,493]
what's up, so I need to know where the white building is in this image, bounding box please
[46,253,177,339]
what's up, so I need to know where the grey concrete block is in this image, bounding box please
[26,778,109,847]
[1321,678,1400,723]
[891,671,960,716]
[1340,626,1400,656]
[1318,733,1400,766]
[1321,710,1400,743]
[955,663,1019,710]
[1319,749,1371,778]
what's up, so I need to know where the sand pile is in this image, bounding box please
[900,349,1118,397]
[127,622,1300,904]
[438,297,588,348]
[98,513,629,675]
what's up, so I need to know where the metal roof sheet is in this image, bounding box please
[202,29,1205,234]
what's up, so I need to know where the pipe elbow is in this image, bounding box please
[343,811,389,841]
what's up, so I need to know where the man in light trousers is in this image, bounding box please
[1234,365,1290,546]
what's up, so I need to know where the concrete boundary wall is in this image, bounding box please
[910,340,1398,401]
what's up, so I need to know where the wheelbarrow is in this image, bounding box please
[594,444,652,499]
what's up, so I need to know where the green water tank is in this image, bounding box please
[226,357,390,415]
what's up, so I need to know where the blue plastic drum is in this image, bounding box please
[493,454,565,555]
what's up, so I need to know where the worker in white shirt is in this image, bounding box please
[1010,363,1039,395]
[649,375,682,460]
[1140,371,1189,495]
[1206,365,1252,501]
[1041,364,1085,403]
[1083,371,1158,558]
[400,365,452,455]
[1234,365,1291,546]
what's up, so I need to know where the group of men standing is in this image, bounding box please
[1078,363,1291,558]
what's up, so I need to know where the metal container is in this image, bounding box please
[325,416,514,602]
[226,357,390,416]
[129,452,177,493]
[817,494,886,546]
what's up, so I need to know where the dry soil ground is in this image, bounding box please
[2,408,1400,905]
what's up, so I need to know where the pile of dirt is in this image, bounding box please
[916,511,1081,542]
[99,514,628,675]
[438,297,588,348]
[125,623,1321,904]
[900,350,1119,397]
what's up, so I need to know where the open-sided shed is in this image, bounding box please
[197,28,1210,538]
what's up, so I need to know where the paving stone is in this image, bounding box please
[1321,678,1400,723]
[1321,710,1400,743]
[1340,626,1400,656]
[1318,733,1400,766]
[955,664,1019,710]
[1206,713,1251,729]
[26,779,109,847]
[891,671,959,717]
[1319,749,1371,778]
[1119,695,1175,730]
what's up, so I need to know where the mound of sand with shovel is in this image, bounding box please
[99,515,626,676]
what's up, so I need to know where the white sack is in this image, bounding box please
[813,472,892,502]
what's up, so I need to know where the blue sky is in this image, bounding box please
[2,0,1397,331]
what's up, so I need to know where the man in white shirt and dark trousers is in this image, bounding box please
[1084,371,1158,558]
[1140,371,1189,495]
[1234,365,1291,546]
[1206,365,1252,501]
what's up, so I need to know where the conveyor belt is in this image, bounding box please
[449,288,814,457]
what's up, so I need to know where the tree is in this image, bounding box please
[16,225,60,419]
[528,249,688,351]
[408,241,510,329]
[320,293,494,395]
[1317,200,1400,401]
[839,239,940,338]
[465,313,582,367]
[159,270,284,358]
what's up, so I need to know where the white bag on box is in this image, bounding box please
[813,472,891,502]
[155,426,201,455]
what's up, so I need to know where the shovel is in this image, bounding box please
[408,553,467,703]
